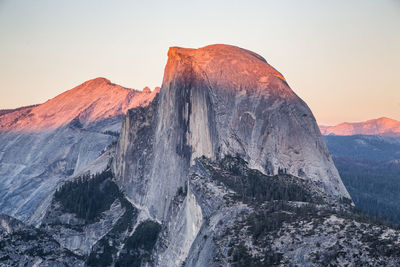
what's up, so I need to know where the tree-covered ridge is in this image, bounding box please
[86,195,139,267]
[193,155,400,266]
[199,155,321,204]
[115,220,162,267]
[51,168,162,266]
[323,135,400,225]
[0,216,83,265]
[103,130,120,137]
[324,135,400,161]
[54,169,121,223]
[334,157,400,225]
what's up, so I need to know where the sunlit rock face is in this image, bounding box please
[320,117,400,137]
[0,77,158,133]
[114,44,350,225]
[0,78,158,222]
[0,44,377,266]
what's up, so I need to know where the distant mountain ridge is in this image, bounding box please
[324,134,400,161]
[320,117,400,137]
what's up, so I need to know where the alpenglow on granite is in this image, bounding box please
[4,45,400,267]
[114,44,350,222]
[0,78,159,221]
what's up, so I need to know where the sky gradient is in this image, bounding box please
[0,0,399,125]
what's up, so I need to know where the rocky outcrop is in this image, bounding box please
[111,44,351,265]
[0,78,159,222]
[182,157,400,266]
[32,165,161,266]
[0,213,84,266]
[114,44,349,224]
[3,44,400,266]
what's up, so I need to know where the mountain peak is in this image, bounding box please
[320,117,400,137]
[87,77,111,83]
[375,117,398,123]
[0,78,158,132]
[142,86,151,93]
[79,77,113,88]
[168,44,268,63]
[113,44,350,223]
[164,44,290,96]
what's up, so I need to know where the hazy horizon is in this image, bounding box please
[1,0,399,125]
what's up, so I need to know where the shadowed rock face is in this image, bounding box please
[113,44,350,223]
[0,213,84,266]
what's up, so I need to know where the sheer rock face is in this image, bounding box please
[114,44,350,224]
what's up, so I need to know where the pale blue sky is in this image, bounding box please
[0,0,399,124]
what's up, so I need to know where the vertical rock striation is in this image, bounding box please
[114,44,349,222]
[112,44,351,265]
